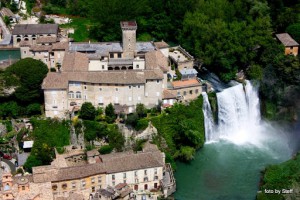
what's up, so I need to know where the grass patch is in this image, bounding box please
[60,17,97,42]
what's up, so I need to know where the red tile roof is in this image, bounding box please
[172,79,201,89]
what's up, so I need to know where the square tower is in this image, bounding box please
[121,21,137,58]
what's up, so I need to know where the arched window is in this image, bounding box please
[68,91,74,99]
[115,66,120,70]
[108,67,113,70]
[76,91,82,99]
[121,66,127,70]
[128,66,133,70]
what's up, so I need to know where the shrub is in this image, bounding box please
[99,145,113,154]
[80,102,96,120]
[135,118,149,131]
[125,113,139,127]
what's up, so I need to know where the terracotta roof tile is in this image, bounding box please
[172,79,201,89]
[276,33,299,46]
[12,24,58,35]
[162,90,177,99]
[52,42,69,50]
[42,70,163,89]
[145,50,168,72]
[42,72,68,89]
[36,36,57,44]
[62,52,89,72]
[154,41,169,49]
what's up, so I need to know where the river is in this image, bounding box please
[174,81,294,200]
[0,49,21,61]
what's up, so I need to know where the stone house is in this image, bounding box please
[12,24,59,47]
[42,21,168,118]
[0,172,54,200]
[276,33,299,56]
[169,45,194,70]
[27,143,174,200]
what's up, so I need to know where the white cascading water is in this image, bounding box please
[202,92,216,141]
[202,80,289,149]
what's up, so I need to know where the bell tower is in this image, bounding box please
[121,21,137,58]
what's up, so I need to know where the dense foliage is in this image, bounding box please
[0,58,48,118]
[257,153,300,200]
[24,119,70,172]
[151,96,205,164]
[80,102,96,120]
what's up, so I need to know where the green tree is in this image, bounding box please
[3,16,10,26]
[286,23,300,43]
[105,103,116,123]
[4,58,48,103]
[80,102,96,120]
[23,154,42,173]
[136,103,147,118]
[107,125,124,151]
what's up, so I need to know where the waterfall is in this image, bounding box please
[202,92,216,141]
[203,81,267,146]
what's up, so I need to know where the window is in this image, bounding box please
[195,89,199,94]
[112,175,115,180]
[123,173,126,179]
[23,51,26,54]
[110,53,114,58]
[138,85,140,88]
[129,86,132,89]
[183,91,187,96]
[91,178,95,184]
[72,182,76,189]
[92,186,95,192]
[98,176,102,183]
[135,171,138,177]
[144,184,148,190]
[189,90,193,94]
[102,65,105,69]
[154,183,158,188]
[154,168,157,175]
[81,180,86,187]
[84,86,87,90]
[136,64,139,68]
[144,170,147,175]
[116,88,118,92]
[84,95,87,100]
[69,91,74,99]
[156,80,160,84]
[118,53,122,58]
[22,186,25,190]
[144,177,148,182]
[62,183,68,188]
[177,91,181,96]
[76,91,81,99]
[99,88,102,91]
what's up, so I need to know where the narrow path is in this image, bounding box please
[2,159,16,173]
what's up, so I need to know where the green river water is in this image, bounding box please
[0,50,21,61]
[174,140,291,200]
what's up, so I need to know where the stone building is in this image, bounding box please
[27,142,174,200]
[42,21,168,118]
[0,172,54,200]
[276,33,299,56]
[12,24,59,47]
[12,24,68,69]
[41,21,203,118]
